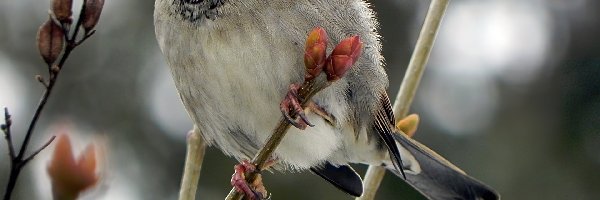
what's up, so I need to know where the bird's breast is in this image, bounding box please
[155,15,352,169]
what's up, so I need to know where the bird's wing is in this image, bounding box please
[373,92,407,178]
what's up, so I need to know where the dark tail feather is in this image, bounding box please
[389,133,500,200]
[310,162,363,197]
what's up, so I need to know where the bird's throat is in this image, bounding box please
[175,0,227,22]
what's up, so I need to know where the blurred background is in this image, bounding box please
[1,0,599,199]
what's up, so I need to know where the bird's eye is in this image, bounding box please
[183,0,203,4]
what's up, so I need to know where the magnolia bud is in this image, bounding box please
[325,35,362,81]
[82,0,105,33]
[48,134,99,200]
[52,0,73,24]
[37,19,64,65]
[304,27,328,81]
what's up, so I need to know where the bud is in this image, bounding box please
[396,114,420,138]
[48,134,99,200]
[325,35,362,81]
[52,0,73,24]
[37,19,64,65]
[82,0,105,33]
[304,27,328,81]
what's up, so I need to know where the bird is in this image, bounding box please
[153,0,499,199]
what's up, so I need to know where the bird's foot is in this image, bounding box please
[307,101,336,126]
[231,160,269,200]
[280,83,314,129]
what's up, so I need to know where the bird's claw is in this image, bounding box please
[280,83,314,129]
[231,160,269,200]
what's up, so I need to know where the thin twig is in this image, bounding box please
[35,75,50,89]
[16,19,82,162]
[179,126,207,200]
[4,45,71,200]
[2,108,16,159]
[17,69,59,160]
[76,30,96,46]
[3,7,98,200]
[225,74,331,200]
[69,4,85,46]
[22,136,56,164]
[357,0,450,199]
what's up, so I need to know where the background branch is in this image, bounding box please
[179,126,207,200]
[357,0,450,199]
[2,0,103,198]
[2,108,16,159]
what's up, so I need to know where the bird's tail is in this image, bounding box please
[386,133,500,200]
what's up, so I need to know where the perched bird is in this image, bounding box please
[154,0,499,199]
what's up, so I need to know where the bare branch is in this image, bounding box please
[179,126,207,200]
[22,135,56,165]
[75,30,96,46]
[3,0,102,198]
[2,108,16,160]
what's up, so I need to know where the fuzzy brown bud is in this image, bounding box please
[52,0,73,23]
[82,0,105,33]
[37,19,65,65]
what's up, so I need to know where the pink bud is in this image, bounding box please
[47,134,99,200]
[325,35,362,81]
[304,27,328,81]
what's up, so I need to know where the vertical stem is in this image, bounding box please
[16,81,54,160]
[357,0,449,199]
[392,0,449,117]
[179,126,207,200]
[3,167,20,200]
[3,48,72,200]
[16,45,74,161]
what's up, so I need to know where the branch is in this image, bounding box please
[2,0,104,198]
[178,126,207,200]
[22,136,56,165]
[2,47,71,200]
[16,1,86,163]
[2,108,16,160]
[357,0,450,199]
[225,74,331,200]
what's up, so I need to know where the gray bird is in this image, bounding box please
[154,0,499,199]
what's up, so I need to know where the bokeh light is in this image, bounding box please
[0,53,30,132]
[423,0,559,135]
[145,52,194,141]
